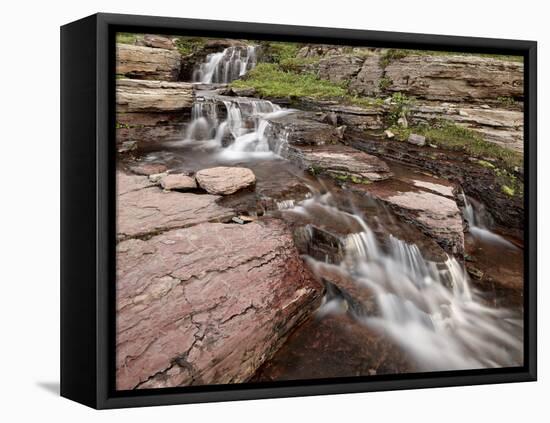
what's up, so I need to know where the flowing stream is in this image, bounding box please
[135,50,524,375]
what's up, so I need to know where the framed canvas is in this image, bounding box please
[60,13,537,409]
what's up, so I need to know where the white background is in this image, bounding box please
[1,0,546,420]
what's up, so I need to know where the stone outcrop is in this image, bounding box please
[116,43,182,81]
[409,103,524,152]
[195,167,256,195]
[348,54,385,97]
[318,55,364,84]
[349,172,464,255]
[116,219,322,389]
[347,134,524,234]
[383,55,523,102]
[116,171,234,240]
[116,79,194,113]
[116,79,194,148]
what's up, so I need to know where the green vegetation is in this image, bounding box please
[331,172,372,185]
[378,76,392,91]
[173,37,207,56]
[390,120,522,170]
[261,42,301,63]
[390,120,523,196]
[388,92,414,125]
[379,48,523,67]
[231,63,348,99]
[379,49,409,67]
[497,96,517,107]
[116,32,140,45]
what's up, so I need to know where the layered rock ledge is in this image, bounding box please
[116,219,322,389]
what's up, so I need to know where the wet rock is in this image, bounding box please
[116,79,194,113]
[266,112,342,146]
[118,140,137,153]
[347,135,524,233]
[195,167,256,195]
[408,133,426,146]
[350,176,464,255]
[275,143,392,183]
[116,43,182,81]
[116,219,322,389]
[117,171,234,240]
[160,174,197,191]
[129,162,168,176]
[227,86,257,97]
[321,111,338,126]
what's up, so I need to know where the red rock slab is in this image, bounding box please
[116,219,322,390]
[116,171,234,240]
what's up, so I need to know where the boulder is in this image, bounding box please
[195,167,256,195]
[116,43,182,81]
[141,34,176,50]
[116,79,194,113]
[160,174,197,191]
[116,219,322,389]
[117,171,234,240]
[408,133,426,146]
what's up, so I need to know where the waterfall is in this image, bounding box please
[461,192,518,249]
[193,45,258,84]
[183,95,294,160]
[282,190,523,371]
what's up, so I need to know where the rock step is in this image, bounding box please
[116,219,322,389]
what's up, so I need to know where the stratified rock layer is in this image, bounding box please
[116,219,322,389]
[116,43,182,81]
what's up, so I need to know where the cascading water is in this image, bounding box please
[183,95,294,160]
[282,190,523,371]
[193,45,258,84]
[462,192,518,249]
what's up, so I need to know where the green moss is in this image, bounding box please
[390,120,523,170]
[477,159,496,169]
[497,96,517,107]
[231,63,348,99]
[330,172,372,184]
[378,76,392,91]
[501,185,515,196]
[116,32,139,45]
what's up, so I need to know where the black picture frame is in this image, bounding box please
[60,12,537,409]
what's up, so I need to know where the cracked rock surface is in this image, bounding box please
[116,219,322,390]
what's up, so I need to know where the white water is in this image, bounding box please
[283,189,523,371]
[184,96,294,160]
[462,192,518,249]
[193,45,258,84]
